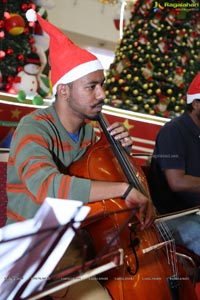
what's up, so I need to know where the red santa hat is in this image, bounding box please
[26,9,103,95]
[187,72,200,104]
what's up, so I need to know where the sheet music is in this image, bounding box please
[0,197,90,300]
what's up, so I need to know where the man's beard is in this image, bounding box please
[84,111,101,121]
[84,99,105,120]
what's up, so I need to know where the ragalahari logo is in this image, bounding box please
[153,1,199,11]
[153,1,164,12]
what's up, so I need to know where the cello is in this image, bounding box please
[69,112,197,300]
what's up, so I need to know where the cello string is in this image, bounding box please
[97,113,146,195]
[156,221,178,277]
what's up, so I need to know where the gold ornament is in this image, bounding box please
[104,98,110,104]
[133,89,139,95]
[149,109,155,115]
[124,86,130,91]
[144,103,149,110]
[180,99,185,105]
[156,88,161,94]
[118,79,125,84]
[131,105,138,111]
[137,96,143,102]
[143,83,148,89]
[112,87,118,92]
[150,98,156,104]
[134,76,139,82]
[147,89,153,95]
[167,89,173,95]
[126,74,132,79]
[125,99,131,105]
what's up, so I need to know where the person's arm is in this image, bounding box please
[89,180,156,230]
[165,169,200,193]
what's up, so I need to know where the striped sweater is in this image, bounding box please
[6,104,97,224]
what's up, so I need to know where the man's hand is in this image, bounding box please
[107,122,133,147]
[124,187,156,230]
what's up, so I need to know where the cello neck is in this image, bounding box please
[97,113,146,195]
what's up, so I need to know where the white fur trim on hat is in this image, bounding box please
[52,59,103,95]
[187,93,200,104]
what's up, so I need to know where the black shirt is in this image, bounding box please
[148,112,200,214]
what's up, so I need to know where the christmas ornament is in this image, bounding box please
[0,51,6,59]
[4,13,25,35]
[12,52,43,104]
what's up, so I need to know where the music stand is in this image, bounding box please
[0,197,137,300]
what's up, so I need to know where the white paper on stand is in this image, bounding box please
[0,197,90,300]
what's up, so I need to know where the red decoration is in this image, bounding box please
[5,83,12,91]
[29,37,35,45]
[4,13,25,35]
[0,31,5,38]
[0,20,4,28]
[21,4,28,12]
[113,18,126,31]
[0,51,6,59]
[7,75,13,83]
[17,66,23,73]
[23,27,29,35]
[6,47,13,55]
[17,54,24,61]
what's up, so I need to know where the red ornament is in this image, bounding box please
[29,3,36,10]
[17,66,23,73]
[23,27,29,35]
[5,83,12,91]
[7,76,13,83]
[4,13,25,35]
[21,4,28,12]
[6,47,13,55]
[31,45,37,52]
[29,37,35,45]
[0,50,6,59]
[17,54,24,61]
[0,20,4,28]
[0,31,5,38]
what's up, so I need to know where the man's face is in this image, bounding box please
[67,70,106,120]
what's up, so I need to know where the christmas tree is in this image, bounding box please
[104,0,200,118]
[0,0,51,103]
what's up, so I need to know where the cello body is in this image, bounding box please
[69,131,197,300]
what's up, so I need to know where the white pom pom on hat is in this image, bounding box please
[25,9,103,95]
[26,8,37,22]
[187,72,200,104]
